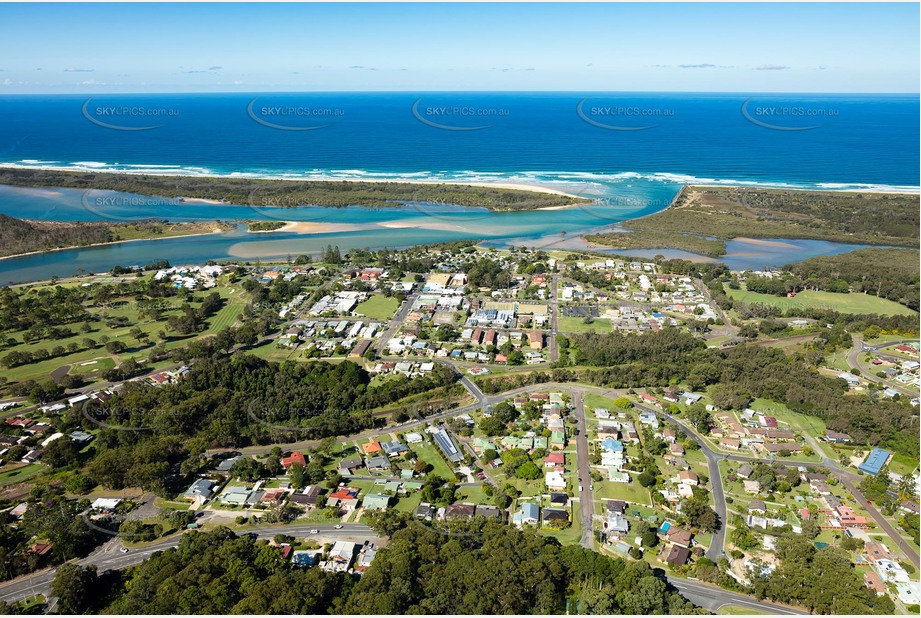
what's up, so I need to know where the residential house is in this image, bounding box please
[355,548,377,573]
[476,505,503,520]
[810,480,833,496]
[659,544,690,566]
[743,480,761,494]
[183,479,216,502]
[322,541,357,572]
[604,513,630,535]
[549,492,570,507]
[550,431,566,449]
[288,485,323,508]
[338,458,363,476]
[281,451,307,469]
[416,502,437,521]
[824,430,852,443]
[545,471,567,490]
[512,502,540,528]
[433,428,465,463]
[362,493,391,511]
[665,527,694,548]
[327,487,360,511]
[542,508,570,526]
[444,503,477,519]
[366,455,391,472]
[381,441,409,457]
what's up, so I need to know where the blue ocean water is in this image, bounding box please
[0,92,917,189]
[0,92,917,284]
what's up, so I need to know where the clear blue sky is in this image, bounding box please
[0,2,917,93]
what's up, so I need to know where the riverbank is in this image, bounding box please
[0,220,232,262]
[589,184,919,253]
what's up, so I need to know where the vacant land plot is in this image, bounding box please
[726,286,916,316]
[558,316,610,334]
[355,295,399,321]
[409,441,456,479]
[594,479,650,505]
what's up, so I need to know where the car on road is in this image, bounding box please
[334,524,343,529]
[120,547,129,553]
[310,529,319,534]
[578,485,583,492]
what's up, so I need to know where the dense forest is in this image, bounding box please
[0,213,226,259]
[747,534,894,614]
[0,169,587,211]
[73,354,457,493]
[564,329,919,457]
[53,522,704,615]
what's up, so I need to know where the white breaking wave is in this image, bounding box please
[0,160,917,194]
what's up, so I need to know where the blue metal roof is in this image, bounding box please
[858,448,891,476]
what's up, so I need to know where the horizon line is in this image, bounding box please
[2,89,919,96]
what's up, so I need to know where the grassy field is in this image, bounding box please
[68,356,117,375]
[594,479,650,505]
[0,463,45,486]
[749,398,828,445]
[582,393,624,413]
[410,442,457,480]
[355,295,399,321]
[538,510,583,546]
[557,315,610,334]
[726,286,916,316]
[455,484,490,505]
[0,280,254,386]
[717,605,769,615]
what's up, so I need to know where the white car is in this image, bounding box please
[310,529,319,534]
[334,524,343,529]
[120,547,129,553]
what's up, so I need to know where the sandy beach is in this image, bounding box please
[692,182,919,196]
[733,237,798,248]
[249,221,368,234]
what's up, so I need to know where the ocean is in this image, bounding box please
[0,92,917,283]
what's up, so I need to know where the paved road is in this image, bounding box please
[0,518,804,614]
[847,338,919,397]
[667,578,808,614]
[571,391,595,549]
[373,291,419,355]
[693,277,737,340]
[668,406,921,570]
[0,524,380,604]
[548,273,560,363]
